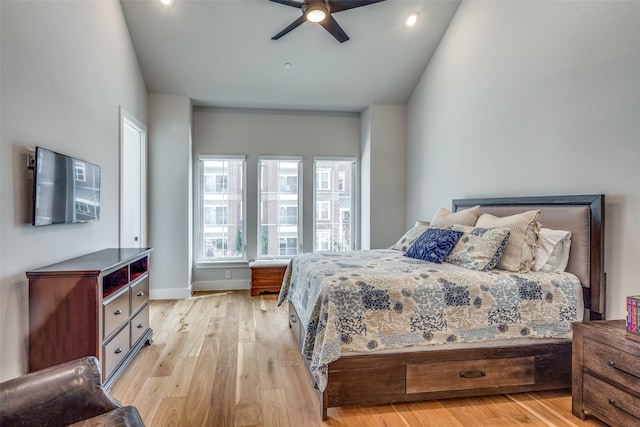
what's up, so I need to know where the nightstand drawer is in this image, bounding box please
[583,374,640,426]
[584,338,640,391]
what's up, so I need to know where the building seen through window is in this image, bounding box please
[314,159,355,252]
[201,158,244,260]
[259,158,301,257]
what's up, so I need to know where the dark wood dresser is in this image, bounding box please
[572,319,640,426]
[27,248,153,389]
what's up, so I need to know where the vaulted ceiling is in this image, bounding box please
[120,0,460,112]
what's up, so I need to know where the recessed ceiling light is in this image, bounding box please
[284,62,292,70]
[159,0,174,8]
[404,12,419,29]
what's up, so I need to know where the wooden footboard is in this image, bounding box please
[322,340,571,420]
[288,304,571,421]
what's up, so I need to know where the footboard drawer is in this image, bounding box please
[406,356,535,394]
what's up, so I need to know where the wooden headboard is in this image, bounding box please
[452,195,605,320]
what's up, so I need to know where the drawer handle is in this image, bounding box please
[114,309,123,315]
[115,347,123,354]
[608,360,640,379]
[608,398,637,418]
[137,291,145,297]
[137,323,144,328]
[289,315,297,324]
[460,370,486,379]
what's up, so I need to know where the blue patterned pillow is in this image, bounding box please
[404,228,463,263]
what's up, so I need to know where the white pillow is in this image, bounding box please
[533,228,572,272]
[430,205,480,228]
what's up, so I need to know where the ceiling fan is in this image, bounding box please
[269,0,386,43]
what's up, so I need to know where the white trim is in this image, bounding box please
[149,283,193,300]
[193,279,250,291]
[258,155,303,161]
[196,157,247,262]
[199,154,246,161]
[313,156,358,162]
[195,259,249,269]
[257,157,304,257]
[119,106,147,248]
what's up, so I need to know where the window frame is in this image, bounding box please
[313,157,358,252]
[196,155,247,264]
[257,156,303,259]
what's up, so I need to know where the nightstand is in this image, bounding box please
[572,319,640,426]
[249,260,289,296]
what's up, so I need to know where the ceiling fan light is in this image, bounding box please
[404,12,419,28]
[306,8,327,23]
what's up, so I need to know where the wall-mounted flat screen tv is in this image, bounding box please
[32,146,101,226]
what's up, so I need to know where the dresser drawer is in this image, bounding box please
[103,288,130,338]
[406,356,535,393]
[584,337,640,392]
[130,275,149,313]
[130,303,150,346]
[583,373,640,426]
[103,325,130,380]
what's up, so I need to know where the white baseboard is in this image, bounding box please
[193,279,250,292]
[149,283,193,300]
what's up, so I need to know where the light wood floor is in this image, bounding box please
[110,291,607,426]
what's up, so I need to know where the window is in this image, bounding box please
[317,201,330,220]
[258,157,302,258]
[279,175,298,193]
[74,161,86,182]
[199,156,245,261]
[279,206,297,225]
[314,158,356,252]
[316,230,331,251]
[316,169,330,190]
[279,237,298,256]
[215,175,227,192]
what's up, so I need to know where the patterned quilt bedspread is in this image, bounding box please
[277,249,580,392]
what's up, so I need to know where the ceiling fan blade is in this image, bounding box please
[330,0,386,13]
[319,15,349,43]
[268,0,303,8]
[272,15,307,40]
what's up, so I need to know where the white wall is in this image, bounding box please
[364,104,407,249]
[0,0,147,380]
[406,0,640,320]
[192,108,361,288]
[148,94,193,299]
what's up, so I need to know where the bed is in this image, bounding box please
[279,195,605,420]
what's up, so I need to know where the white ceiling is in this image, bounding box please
[120,0,460,112]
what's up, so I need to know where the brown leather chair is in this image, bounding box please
[0,356,144,427]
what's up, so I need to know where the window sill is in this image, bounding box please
[195,260,249,270]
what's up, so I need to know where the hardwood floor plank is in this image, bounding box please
[391,401,466,427]
[235,342,262,426]
[148,331,189,377]
[110,291,607,426]
[150,397,183,426]
[179,336,219,425]
[260,389,291,427]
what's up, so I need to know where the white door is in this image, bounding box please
[120,107,147,248]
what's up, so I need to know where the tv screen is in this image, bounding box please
[32,147,101,226]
